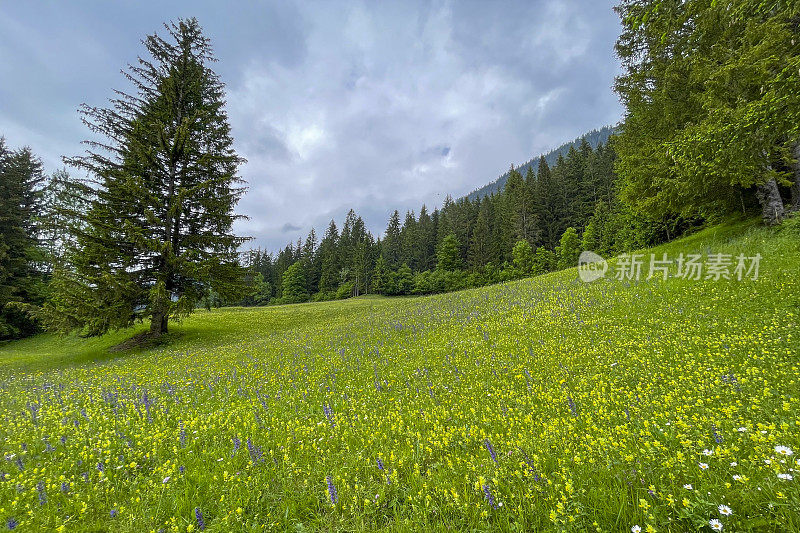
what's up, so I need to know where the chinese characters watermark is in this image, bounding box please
[578,251,761,283]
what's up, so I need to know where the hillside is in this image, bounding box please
[1,217,799,531]
[464,125,615,201]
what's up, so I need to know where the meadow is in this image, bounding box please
[1,218,799,532]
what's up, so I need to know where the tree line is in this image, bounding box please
[2,2,800,340]
[240,140,683,305]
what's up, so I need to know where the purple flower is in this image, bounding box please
[712,425,723,444]
[484,439,498,463]
[231,437,240,457]
[60,482,70,494]
[110,509,118,518]
[179,421,186,448]
[376,457,385,471]
[567,396,578,417]
[36,482,46,506]
[246,438,263,463]
[195,508,205,530]
[326,476,338,504]
[482,485,499,509]
[6,517,18,530]
[323,404,335,427]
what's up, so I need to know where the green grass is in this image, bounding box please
[1,217,799,532]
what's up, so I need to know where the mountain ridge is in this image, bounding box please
[463,125,615,201]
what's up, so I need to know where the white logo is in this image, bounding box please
[578,251,607,282]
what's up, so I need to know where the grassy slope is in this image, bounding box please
[1,217,799,532]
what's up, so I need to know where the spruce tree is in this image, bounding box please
[371,254,388,295]
[318,220,340,293]
[468,198,492,269]
[46,19,248,337]
[0,140,46,339]
[534,156,560,249]
[383,211,401,267]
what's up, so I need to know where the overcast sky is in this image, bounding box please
[0,1,623,250]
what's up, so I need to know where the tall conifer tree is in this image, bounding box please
[47,19,247,336]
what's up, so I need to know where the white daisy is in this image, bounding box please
[631,526,641,533]
[775,445,794,456]
[777,473,793,480]
[699,462,709,470]
[162,476,170,483]
[683,483,693,490]
[702,449,714,456]
[718,504,732,516]
[709,518,723,531]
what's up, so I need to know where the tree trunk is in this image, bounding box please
[150,312,168,336]
[755,178,785,225]
[791,143,800,212]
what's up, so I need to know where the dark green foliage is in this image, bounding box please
[0,139,46,339]
[468,198,493,268]
[614,0,800,225]
[511,240,535,279]
[280,262,308,304]
[533,247,555,276]
[39,169,90,270]
[45,18,248,336]
[371,254,388,295]
[252,273,272,306]
[436,234,462,272]
[391,264,414,295]
[383,211,401,268]
[555,227,581,271]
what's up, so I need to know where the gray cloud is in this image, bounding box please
[281,223,302,233]
[0,0,623,251]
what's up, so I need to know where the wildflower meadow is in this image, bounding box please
[1,219,798,531]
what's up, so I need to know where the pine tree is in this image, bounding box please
[46,19,248,336]
[39,169,90,270]
[534,156,561,249]
[383,210,401,267]
[318,220,340,293]
[371,254,388,295]
[301,228,319,295]
[502,165,539,256]
[416,205,436,271]
[468,198,492,269]
[0,140,46,339]
[399,211,417,270]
